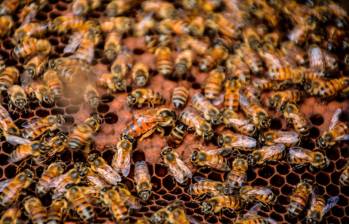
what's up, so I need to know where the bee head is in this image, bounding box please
[127,94,137,107]
[190,150,199,163]
[139,190,151,201]
[160,146,173,157]
[314,151,329,168]
[317,133,332,149]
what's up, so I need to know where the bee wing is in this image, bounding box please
[323,196,339,215]
[21,117,39,129]
[238,92,250,107]
[244,203,262,217]
[274,131,299,144]
[0,179,11,193]
[335,134,349,141]
[289,147,311,160]
[64,32,83,54]
[263,144,286,158]
[168,157,192,184]
[96,166,122,185]
[5,135,31,145]
[193,176,207,182]
[329,109,342,130]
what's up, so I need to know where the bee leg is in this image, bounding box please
[139,129,156,142]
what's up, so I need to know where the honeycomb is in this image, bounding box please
[0,0,348,223]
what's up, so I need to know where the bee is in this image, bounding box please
[204,68,226,100]
[100,17,134,34]
[178,35,209,55]
[267,90,303,111]
[0,66,19,91]
[0,15,13,37]
[133,14,156,37]
[106,0,135,16]
[267,66,304,86]
[88,153,121,185]
[65,186,95,222]
[239,92,270,129]
[0,207,21,224]
[72,36,96,64]
[100,187,128,222]
[201,195,243,214]
[167,122,187,147]
[225,157,248,190]
[8,85,28,112]
[281,41,307,65]
[117,184,141,209]
[172,86,189,109]
[47,198,68,224]
[224,78,243,111]
[160,146,192,184]
[288,180,313,217]
[222,110,256,137]
[155,46,173,77]
[237,45,263,75]
[111,51,132,79]
[243,26,262,50]
[150,201,186,224]
[13,22,48,43]
[308,45,338,73]
[288,147,329,170]
[0,0,19,16]
[207,13,236,38]
[281,103,311,136]
[304,76,349,99]
[36,161,66,195]
[127,88,165,108]
[8,141,44,163]
[18,2,38,25]
[191,148,230,171]
[234,203,277,224]
[179,107,213,141]
[50,167,84,199]
[104,32,122,61]
[174,50,193,79]
[191,93,221,125]
[142,1,175,19]
[26,82,55,105]
[23,54,48,79]
[23,197,47,224]
[131,62,149,87]
[189,16,205,36]
[189,177,226,198]
[239,186,276,208]
[42,132,67,158]
[68,115,102,150]
[260,130,299,146]
[199,43,229,72]
[21,115,65,140]
[83,84,100,109]
[111,138,133,177]
[76,163,109,189]
[158,18,190,35]
[134,161,152,201]
[217,131,257,152]
[72,0,90,16]
[249,144,286,166]
[97,72,127,93]
[225,55,250,82]
[12,37,51,60]
[0,105,24,144]
[306,195,339,224]
[0,169,33,207]
[340,162,349,186]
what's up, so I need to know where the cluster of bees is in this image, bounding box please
[0,0,349,223]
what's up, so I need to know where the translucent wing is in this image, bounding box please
[64,32,83,54]
[0,179,11,193]
[21,117,40,129]
[5,135,31,145]
[323,196,339,214]
[329,109,342,131]
[96,166,121,185]
[274,131,299,144]
[335,134,349,141]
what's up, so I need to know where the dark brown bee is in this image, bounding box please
[288,180,313,217]
[172,86,189,109]
[127,88,165,108]
[167,122,187,147]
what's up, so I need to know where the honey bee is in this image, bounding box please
[76,163,109,189]
[157,18,189,35]
[0,169,33,207]
[23,197,47,224]
[117,184,141,209]
[242,26,262,50]
[204,68,226,100]
[127,88,165,108]
[178,35,209,55]
[239,92,270,129]
[0,66,19,91]
[167,122,187,147]
[306,195,339,224]
[281,41,307,65]
[0,207,21,224]
[308,45,338,73]
[36,161,66,195]
[304,76,349,99]
[142,1,175,19]
[225,157,248,190]
[188,16,204,36]
[234,203,277,224]
[225,55,250,82]
[68,115,102,150]
[50,167,84,199]
[0,105,27,145]
[106,0,135,16]
[217,131,257,151]
[21,115,65,140]
[13,22,48,43]
[267,90,303,111]
[222,110,256,137]
[260,130,299,146]
[150,201,187,224]
[191,148,230,171]
[8,85,28,112]
[104,32,122,61]
[224,78,243,111]
[18,2,38,25]
[65,186,95,222]
[207,13,236,38]
[111,138,133,177]
[12,37,51,60]
[100,187,128,222]
[160,146,192,184]
[189,177,226,198]
[99,17,134,34]
[340,162,349,186]
[133,14,156,37]
[134,161,152,201]
[72,0,89,16]
[47,198,68,224]
[249,144,286,166]
[267,66,304,86]
[23,54,48,79]
[0,15,13,37]
[174,50,193,79]
[199,43,229,72]
[155,46,173,77]
[288,180,313,217]
[110,51,132,78]
[191,92,222,124]
[131,62,149,87]
[172,86,189,109]
[281,103,311,136]
[236,45,263,75]
[83,84,100,109]
[49,15,85,33]
[289,147,329,170]
[179,107,213,141]
[88,153,121,185]
[8,141,45,163]
[26,82,55,105]
[42,132,67,158]
[97,73,127,93]
[240,186,276,208]
[72,36,95,63]
[0,0,19,16]
[201,195,243,214]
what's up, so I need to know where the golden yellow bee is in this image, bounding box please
[0,66,19,92]
[26,82,55,105]
[189,177,226,198]
[18,2,39,25]
[0,169,33,207]
[158,18,190,35]
[242,26,262,50]
[172,86,189,109]
[23,197,47,224]
[306,195,339,224]
[188,16,204,36]
[13,22,48,43]
[267,90,303,111]
[47,198,68,224]
[76,163,109,189]
[167,122,187,147]
[104,31,122,61]
[88,153,121,185]
[204,68,226,100]
[191,148,230,171]
[0,0,19,16]
[111,138,133,177]
[23,54,48,79]
[0,105,24,144]
[150,201,189,224]
[65,186,95,222]
[83,84,100,109]
[50,15,86,33]
[174,50,193,79]
[288,147,329,170]
[240,186,276,208]
[234,203,277,224]
[199,43,229,72]
[260,130,299,146]
[142,1,175,19]
[179,107,213,141]
[0,207,21,224]
[99,17,134,33]
[36,161,66,195]
[68,115,102,150]
[72,36,96,63]
[134,161,152,201]
[288,180,313,217]
[304,76,349,99]
[161,146,192,184]
[0,15,13,37]
[127,88,165,108]
[50,167,84,199]
[224,78,244,112]
[201,195,243,214]
[8,85,28,112]
[225,157,248,191]
[100,187,128,222]
[21,115,65,140]
[131,62,149,87]
[282,102,311,136]
[155,46,173,77]
[217,131,257,151]
[225,55,250,82]
[117,184,141,209]
[111,51,132,78]
[207,13,236,38]
[340,162,349,186]
[106,0,135,16]
[42,70,63,99]
[41,132,67,158]
[8,140,44,163]
[222,110,256,137]
[97,72,127,93]
[178,35,209,55]
[267,66,305,85]
[12,37,51,59]
[133,14,156,37]
[236,45,263,75]
[191,93,222,124]
[249,144,286,166]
